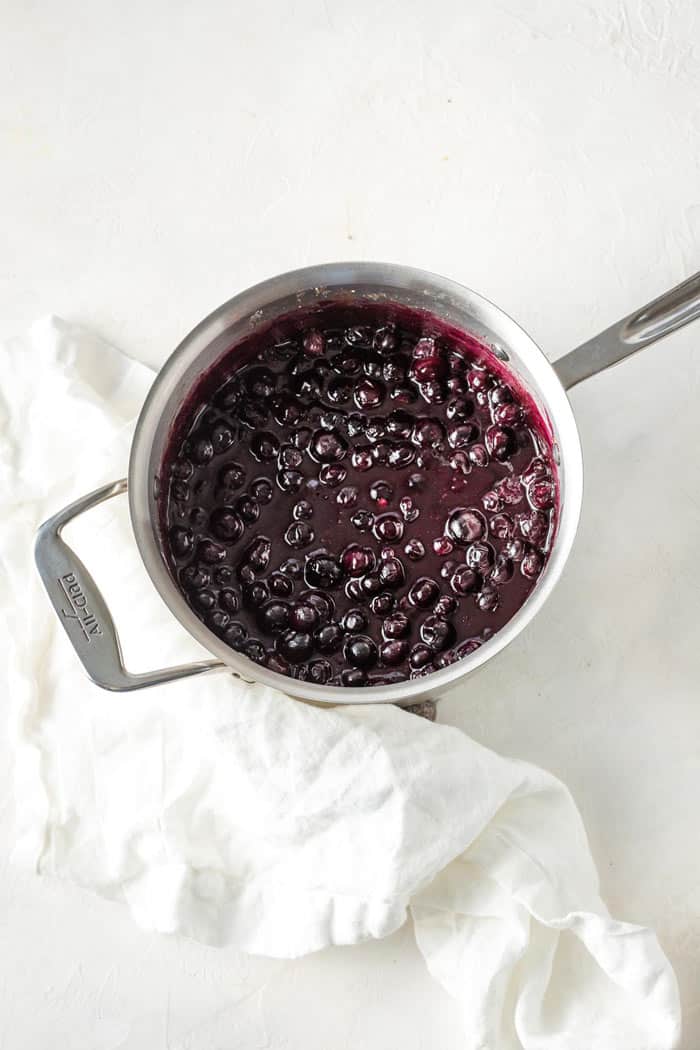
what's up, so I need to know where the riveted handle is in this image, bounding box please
[34,479,225,691]
[554,271,700,390]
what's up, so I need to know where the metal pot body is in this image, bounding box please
[128,262,583,706]
[37,263,699,703]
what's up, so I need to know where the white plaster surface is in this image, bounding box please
[1,1,699,1047]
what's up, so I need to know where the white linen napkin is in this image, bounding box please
[1,317,681,1050]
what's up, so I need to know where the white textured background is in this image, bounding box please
[2,1,699,1048]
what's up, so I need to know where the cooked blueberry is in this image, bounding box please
[446,397,474,422]
[316,623,343,653]
[440,559,457,580]
[171,480,190,502]
[278,630,313,664]
[448,423,478,448]
[373,513,404,542]
[278,445,304,470]
[382,611,410,638]
[468,444,489,468]
[517,510,549,546]
[432,536,453,556]
[267,653,291,676]
[381,640,409,665]
[258,601,291,632]
[521,550,544,579]
[360,574,382,597]
[388,442,416,468]
[409,643,433,670]
[210,508,243,542]
[354,379,385,409]
[374,326,397,353]
[413,418,445,447]
[303,330,324,356]
[310,429,347,463]
[307,659,332,684]
[220,589,240,613]
[277,469,305,493]
[341,544,375,576]
[434,595,457,618]
[285,521,315,550]
[206,609,230,633]
[496,477,523,506]
[291,426,312,449]
[304,591,334,623]
[180,564,211,590]
[223,622,247,650]
[290,603,319,631]
[420,615,455,651]
[466,542,495,573]
[475,584,499,612]
[191,588,216,611]
[245,367,276,399]
[243,581,270,608]
[370,592,395,616]
[398,496,419,523]
[336,485,359,507]
[344,578,364,602]
[169,526,193,559]
[446,507,486,544]
[490,513,514,540]
[351,446,374,471]
[235,495,260,524]
[493,402,522,427]
[319,464,347,487]
[408,577,439,607]
[189,435,214,465]
[404,538,426,560]
[198,540,226,564]
[490,554,514,584]
[527,480,555,511]
[485,424,515,462]
[218,462,246,490]
[304,552,343,589]
[467,367,492,392]
[342,668,367,686]
[327,377,353,404]
[269,572,294,597]
[211,422,235,454]
[351,509,374,532]
[379,557,405,589]
[505,538,526,562]
[172,458,193,481]
[386,409,413,438]
[344,636,378,669]
[450,566,480,595]
[371,441,392,464]
[279,560,303,582]
[244,537,271,573]
[271,394,302,426]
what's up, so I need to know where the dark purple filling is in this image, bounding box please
[160,302,558,687]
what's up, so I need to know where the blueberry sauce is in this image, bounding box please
[160,303,558,687]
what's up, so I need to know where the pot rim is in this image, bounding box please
[128,261,583,705]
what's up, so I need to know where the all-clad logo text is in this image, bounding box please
[58,573,102,641]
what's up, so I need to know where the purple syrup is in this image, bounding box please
[160,302,558,687]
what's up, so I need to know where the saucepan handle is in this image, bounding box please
[34,478,226,691]
[554,271,700,390]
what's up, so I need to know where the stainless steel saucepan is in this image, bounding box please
[34,263,700,705]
